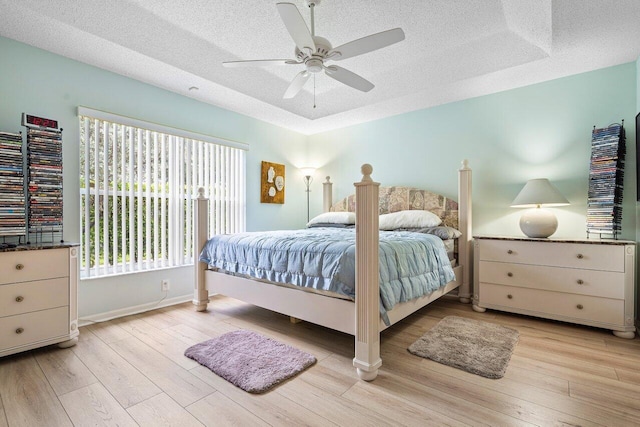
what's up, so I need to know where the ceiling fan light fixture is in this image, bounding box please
[306,59,323,73]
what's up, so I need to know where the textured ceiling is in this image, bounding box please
[1,0,640,134]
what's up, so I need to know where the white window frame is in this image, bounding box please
[78,107,247,279]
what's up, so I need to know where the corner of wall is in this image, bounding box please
[635,56,639,328]
[636,55,640,112]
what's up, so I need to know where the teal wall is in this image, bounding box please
[1,35,638,318]
[308,63,637,241]
[0,37,308,318]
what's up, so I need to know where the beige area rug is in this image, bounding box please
[408,316,519,379]
[185,330,316,393]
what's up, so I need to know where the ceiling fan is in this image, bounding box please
[223,0,405,100]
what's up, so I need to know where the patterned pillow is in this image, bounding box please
[416,226,462,240]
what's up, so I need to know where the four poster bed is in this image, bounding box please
[193,161,472,380]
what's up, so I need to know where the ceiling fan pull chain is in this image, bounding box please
[313,75,316,108]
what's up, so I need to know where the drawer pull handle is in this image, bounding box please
[577,279,584,285]
[507,294,513,299]
[507,272,513,277]
[507,250,513,254]
[577,304,584,310]
[15,296,24,302]
[576,254,584,259]
[15,327,24,334]
[15,263,24,270]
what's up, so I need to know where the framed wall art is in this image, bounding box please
[260,161,285,204]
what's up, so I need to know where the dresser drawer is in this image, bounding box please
[478,261,624,299]
[478,239,624,272]
[0,278,69,318]
[0,306,69,350]
[0,249,68,285]
[479,283,624,325]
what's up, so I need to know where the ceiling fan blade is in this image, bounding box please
[277,2,316,53]
[284,70,311,99]
[330,28,405,61]
[324,66,374,92]
[223,59,299,68]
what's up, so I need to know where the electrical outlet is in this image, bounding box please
[161,279,170,292]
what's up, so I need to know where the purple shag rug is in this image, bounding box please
[184,330,316,393]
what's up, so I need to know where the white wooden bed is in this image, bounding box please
[193,161,472,380]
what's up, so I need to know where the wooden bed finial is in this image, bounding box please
[460,159,470,170]
[325,176,331,183]
[360,164,373,182]
[197,187,205,198]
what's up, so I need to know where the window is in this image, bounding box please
[79,107,247,278]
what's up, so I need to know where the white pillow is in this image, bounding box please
[379,210,442,230]
[307,211,356,227]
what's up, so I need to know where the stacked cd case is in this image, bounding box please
[587,123,625,238]
[27,128,63,236]
[0,131,26,237]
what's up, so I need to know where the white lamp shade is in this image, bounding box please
[300,167,316,177]
[511,178,569,208]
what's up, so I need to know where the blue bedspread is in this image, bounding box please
[199,228,455,320]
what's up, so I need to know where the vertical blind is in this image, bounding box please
[78,107,247,278]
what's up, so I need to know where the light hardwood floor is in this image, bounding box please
[1,295,640,426]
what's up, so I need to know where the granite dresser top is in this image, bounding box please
[473,235,635,245]
[0,242,79,253]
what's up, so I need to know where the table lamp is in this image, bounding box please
[511,178,569,238]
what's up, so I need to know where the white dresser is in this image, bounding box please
[473,236,636,338]
[0,245,79,357]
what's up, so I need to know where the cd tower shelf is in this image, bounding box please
[26,127,63,243]
[586,122,625,239]
[0,131,26,241]
[0,119,63,246]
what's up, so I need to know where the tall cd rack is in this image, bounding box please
[25,124,63,244]
[586,122,625,239]
[0,131,26,243]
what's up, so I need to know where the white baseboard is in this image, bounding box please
[78,293,212,326]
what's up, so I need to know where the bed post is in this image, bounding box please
[193,187,209,311]
[457,160,472,303]
[353,164,382,381]
[323,176,333,213]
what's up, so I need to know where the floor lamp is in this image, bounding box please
[300,167,316,223]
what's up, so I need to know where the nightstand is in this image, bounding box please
[472,236,636,338]
[1,244,79,357]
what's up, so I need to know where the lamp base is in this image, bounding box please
[519,208,558,238]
